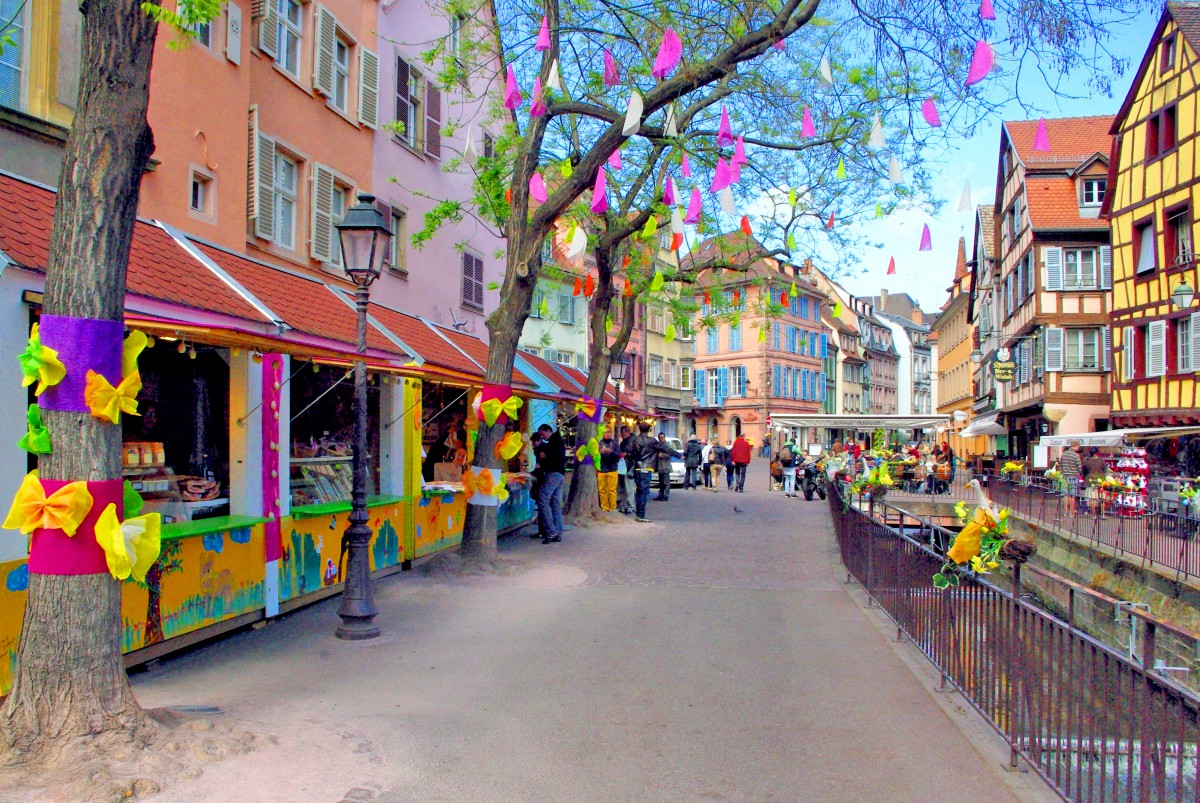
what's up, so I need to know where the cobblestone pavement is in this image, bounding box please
[132,462,1054,802]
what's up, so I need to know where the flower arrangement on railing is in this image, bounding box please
[1182,481,1198,508]
[932,499,1034,589]
[1043,467,1068,494]
[1091,475,1128,491]
[1000,461,1025,477]
[849,462,894,500]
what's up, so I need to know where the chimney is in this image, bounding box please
[879,289,888,312]
[911,309,923,324]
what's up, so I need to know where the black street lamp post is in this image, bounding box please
[610,355,629,411]
[333,194,391,640]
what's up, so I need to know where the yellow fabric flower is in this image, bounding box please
[2,470,93,536]
[122,330,149,377]
[18,324,66,396]
[495,431,524,461]
[479,395,522,427]
[84,369,142,424]
[94,503,161,582]
[947,520,983,565]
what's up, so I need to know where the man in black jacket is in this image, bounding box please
[627,422,662,522]
[534,424,566,543]
[683,434,703,489]
[653,432,684,501]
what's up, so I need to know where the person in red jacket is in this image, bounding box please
[730,434,752,492]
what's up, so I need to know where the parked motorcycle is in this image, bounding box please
[800,460,826,501]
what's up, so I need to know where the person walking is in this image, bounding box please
[618,425,635,515]
[778,437,799,497]
[701,439,714,489]
[597,431,621,512]
[725,440,736,490]
[534,424,566,543]
[730,433,752,492]
[653,432,682,501]
[683,434,703,490]
[1060,440,1084,515]
[629,422,662,522]
[708,440,726,492]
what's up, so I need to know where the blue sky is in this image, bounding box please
[836,6,1163,315]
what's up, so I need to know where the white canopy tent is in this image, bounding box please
[769,414,950,431]
[959,412,1007,438]
[1038,426,1200,448]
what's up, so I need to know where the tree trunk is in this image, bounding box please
[563,353,611,522]
[0,0,158,753]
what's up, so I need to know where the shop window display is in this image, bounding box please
[289,363,381,506]
[420,382,470,482]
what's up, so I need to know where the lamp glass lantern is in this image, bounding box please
[336,193,392,283]
[1171,280,1195,310]
[609,356,629,383]
[970,347,983,365]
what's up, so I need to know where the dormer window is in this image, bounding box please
[1081,178,1106,207]
[1161,34,1176,74]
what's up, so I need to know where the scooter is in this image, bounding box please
[800,460,826,501]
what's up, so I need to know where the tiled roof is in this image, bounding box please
[1024,177,1109,231]
[0,171,265,323]
[434,323,535,387]
[1005,116,1112,168]
[687,232,768,270]
[1170,3,1200,54]
[976,206,995,259]
[365,303,482,379]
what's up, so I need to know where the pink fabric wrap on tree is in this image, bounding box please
[28,478,121,575]
[261,354,283,562]
[479,384,515,426]
[37,315,123,413]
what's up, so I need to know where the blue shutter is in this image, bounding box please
[773,364,781,397]
[773,323,781,349]
[718,367,729,405]
[801,370,808,400]
[811,336,818,357]
[820,372,826,402]
[694,369,705,404]
[820,333,828,359]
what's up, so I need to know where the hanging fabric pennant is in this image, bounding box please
[535,15,550,51]
[719,187,737,216]
[703,290,711,305]
[573,277,583,296]
[663,176,676,206]
[733,135,747,166]
[787,232,797,251]
[546,59,562,93]
[504,65,523,110]
[584,275,595,296]
[560,159,572,178]
[652,27,682,79]
[875,202,883,219]
[965,40,994,87]
[624,281,633,297]
[836,157,846,180]
[710,158,731,193]
[790,281,798,298]
[530,77,546,117]
[758,327,768,343]
[603,50,619,86]
[623,92,643,136]
[740,215,752,236]
[567,224,588,259]
[608,149,622,170]
[685,187,702,224]
[590,168,608,214]
[605,315,614,333]
[681,153,691,178]
[717,106,734,147]
[869,113,885,150]
[729,158,740,185]
[833,301,843,318]
[801,106,816,138]
[888,156,903,185]
[463,125,477,163]
[529,172,547,203]
[980,0,996,20]
[642,216,659,240]
[921,98,941,127]
[919,224,932,251]
[826,211,835,229]
[887,257,896,276]
[649,269,665,292]
[787,187,796,207]
[670,207,684,250]
[1033,118,1051,152]
[781,291,789,306]
[665,104,678,137]
[958,180,973,212]
[540,297,550,316]
[774,38,786,51]
[819,55,834,88]
[664,323,677,343]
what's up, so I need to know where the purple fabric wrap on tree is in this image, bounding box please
[37,315,123,413]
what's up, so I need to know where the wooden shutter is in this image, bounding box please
[424,83,442,158]
[1099,245,1112,290]
[257,0,280,56]
[1122,326,1136,380]
[717,367,729,405]
[1191,313,1200,373]
[309,163,335,262]
[694,369,705,404]
[251,0,267,20]
[358,47,380,128]
[1101,326,1111,372]
[1043,246,1064,291]
[374,199,392,267]
[461,252,483,309]
[252,121,276,241]
[1018,341,1030,384]
[312,5,337,96]
[1147,319,1167,377]
[394,57,411,140]
[1044,326,1064,372]
[226,4,242,65]
[247,107,260,221]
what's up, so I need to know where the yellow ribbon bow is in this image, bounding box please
[94,503,161,582]
[3,471,93,536]
[479,395,523,427]
[84,369,142,424]
[495,431,524,461]
[461,467,497,501]
[19,324,66,396]
[573,398,598,419]
[495,475,510,504]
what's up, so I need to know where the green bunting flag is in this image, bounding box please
[836,157,846,180]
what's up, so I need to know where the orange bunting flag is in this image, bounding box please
[733,290,741,305]
[573,277,583,296]
[506,187,512,203]
[583,275,595,296]
[740,215,752,236]
[624,281,633,297]
[826,211,835,230]
[704,290,711,305]
[781,292,789,306]
[622,255,631,268]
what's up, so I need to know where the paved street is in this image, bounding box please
[132,463,1053,802]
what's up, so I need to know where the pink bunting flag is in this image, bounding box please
[663,176,675,206]
[685,188,702,224]
[733,135,747,166]
[504,65,523,110]
[921,98,941,127]
[1033,118,1051,152]
[717,106,734,147]
[608,149,622,170]
[529,172,547,203]
[681,153,691,177]
[965,40,993,87]
[887,257,896,276]
[775,39,786,51]
[535,15,550,51]
[801,106,816,138]
[529,77,546,117]
[729,158,740,185]
[590,168,608,214]
[710,158,731,193]
[980,0,996,20]
[652,27,681,79]
[919,224,932,251]
[603,50,619,86]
